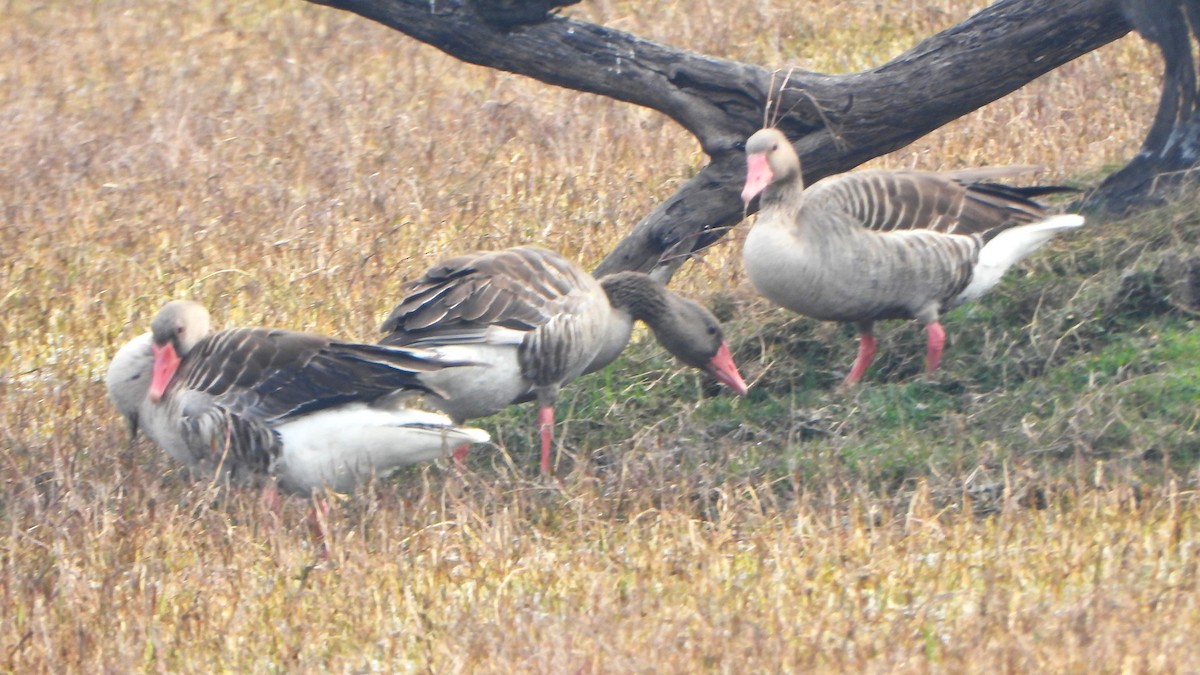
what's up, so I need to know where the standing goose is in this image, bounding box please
[740,127,1084,386]
[105,301,490,495]
[379,246,750,473]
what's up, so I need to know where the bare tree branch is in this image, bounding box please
[307,0,1132,277]
[1093,0,1200,211]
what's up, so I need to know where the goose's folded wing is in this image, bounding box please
[803,168,1068,236]
[177,328,448,422]
[381,246,596,343]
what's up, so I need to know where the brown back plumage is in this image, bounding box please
[381,246,597,344]
[804,167,1073,239]
[175,328,448,423]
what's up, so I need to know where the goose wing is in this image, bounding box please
[381,246,598,346]
[174,328,446,423]
[802,167,1066,236]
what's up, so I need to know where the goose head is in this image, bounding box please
[105,332,154,437]
[651,295,749,396]
[148,300,212,403]
[741,127,802,204]
[599,272,750,396]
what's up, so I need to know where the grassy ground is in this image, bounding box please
[4,0,1199,671]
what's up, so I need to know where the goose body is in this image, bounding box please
[105,302,489,495]
[380,246,749,472]
[741,127,1084,385]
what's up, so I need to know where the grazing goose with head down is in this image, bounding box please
[105,300,489,494]
[379,246,749,473]
[740,127,1084,386]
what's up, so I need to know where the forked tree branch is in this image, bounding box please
[307,0,1132,277]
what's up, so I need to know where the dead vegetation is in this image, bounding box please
[3,0,1198,671]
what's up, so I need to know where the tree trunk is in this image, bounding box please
[308,0,1132,278]
[1091,0,1200,212]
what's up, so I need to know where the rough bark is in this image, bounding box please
[1091,0,1200,212]
[307,0,1132,277]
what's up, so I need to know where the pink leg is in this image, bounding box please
[538,405,555,474]
[451,443,470,468]
[259,480,283,536]
[307,496,332,560]
[843,331,878,387]
[925,322,946,373]
[260,480,282,516]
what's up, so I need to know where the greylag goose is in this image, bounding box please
[105,301,490,494]
[379,246,749,473]
[740,127,1084,386]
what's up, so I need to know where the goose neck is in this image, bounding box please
[599,271,671,324]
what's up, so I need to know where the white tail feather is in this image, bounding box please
[956,214,1085,304]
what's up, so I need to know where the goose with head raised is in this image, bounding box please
[740,127,1084,386]
[105,300,489,494]
[379,246,749,473]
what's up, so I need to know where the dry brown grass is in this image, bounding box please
[6,470,1199,672]
[3,0,1196,671]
